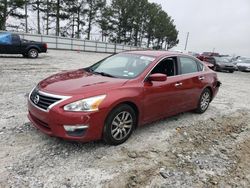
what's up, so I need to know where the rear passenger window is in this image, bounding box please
[180,57,199,74]
[197,61,204,71]
[11,34,20,44]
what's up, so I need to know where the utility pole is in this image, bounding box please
[184,32,189,51]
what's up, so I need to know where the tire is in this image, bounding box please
[103,104,136,145]
[195,88,211,114]
[229,70,234,73]
[213,65,220,72]
[28,48,39,58]
[22,53,28,58]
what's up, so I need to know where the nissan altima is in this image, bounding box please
[28,51,221,145]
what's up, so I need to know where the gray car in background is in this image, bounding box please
[236,58,250,72]
[213,56,237,73]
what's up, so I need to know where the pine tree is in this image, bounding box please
[41,0,53,35]
[97,6,112,42]
[0,0,26,30]
[30,0,43,34]
[85,0,105,40]
[62,0,86,38]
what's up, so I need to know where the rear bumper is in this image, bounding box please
[40,48,47,53]
[211,81,221,100]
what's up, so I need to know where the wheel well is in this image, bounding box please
[205,86,213,101]
[27,47,40,53]
[115,101,139,128]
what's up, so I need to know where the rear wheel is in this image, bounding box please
[103,104,136,145]
[28,48,39,58]
[229,70,234,73]
[195,88,211,114]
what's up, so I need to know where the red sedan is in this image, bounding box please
[28,51,221,145]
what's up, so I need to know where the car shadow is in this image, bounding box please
[24,110,200,155]
[0,55,23,58]
[0,55,48,59]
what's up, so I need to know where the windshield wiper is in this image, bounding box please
[93,71,116,78]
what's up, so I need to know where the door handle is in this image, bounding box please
[175,82,183,87]
[198,76,205,80]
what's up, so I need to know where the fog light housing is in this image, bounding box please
[63,125,88,137]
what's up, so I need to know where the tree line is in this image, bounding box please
[0,0,179,49]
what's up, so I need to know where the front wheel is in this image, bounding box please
[213,65,220,72]
[195,88,211,114]
[229,70,234,73]
[103,104,136,145]
[28,48,39,58]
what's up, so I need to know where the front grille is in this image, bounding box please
[225,65,233,68]
[30,88,61,110]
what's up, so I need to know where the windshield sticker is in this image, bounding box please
[140,56,155,62]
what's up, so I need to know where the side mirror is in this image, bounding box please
[148,73,167,82]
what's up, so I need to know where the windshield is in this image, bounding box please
[214,57,230,63]
[88,53,155,79]
[241,59,250,64]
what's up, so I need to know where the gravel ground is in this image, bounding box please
[0,50,250,188]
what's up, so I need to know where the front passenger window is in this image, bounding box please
[151,57,177,76]
[180,57,198,74]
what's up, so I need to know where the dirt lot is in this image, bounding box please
[0,50,250,188]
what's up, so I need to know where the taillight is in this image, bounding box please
[44,43,47,49]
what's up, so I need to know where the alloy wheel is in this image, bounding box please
[29,49,38,58]
[200,91,210,111]
[111,111,133,141]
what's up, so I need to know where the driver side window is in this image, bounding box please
[151,57,177,76]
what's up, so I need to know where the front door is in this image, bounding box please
[8,34,21,54]
[142,57,182,123]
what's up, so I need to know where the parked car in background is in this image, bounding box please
[213,56,237,73]
[236,59,250,72]
[0,32,47,58]
[201,52,220,57]
[202,61,215,70]
[188,51,200,58]
[197,55,214,63]
[28,50,221,145]
[197,55,216,70]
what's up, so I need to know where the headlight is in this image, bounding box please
[64,95,106,112]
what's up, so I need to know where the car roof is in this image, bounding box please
[122,50,183,58]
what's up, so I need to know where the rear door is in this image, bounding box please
[176,56,207,111]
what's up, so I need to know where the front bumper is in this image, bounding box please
[237,66,250,72]
[217,64,236,71]
[28,99,107,142]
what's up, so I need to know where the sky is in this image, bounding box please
[150,0,250,57]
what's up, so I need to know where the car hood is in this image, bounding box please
[38,69,128,95]
[217,61,235,66]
